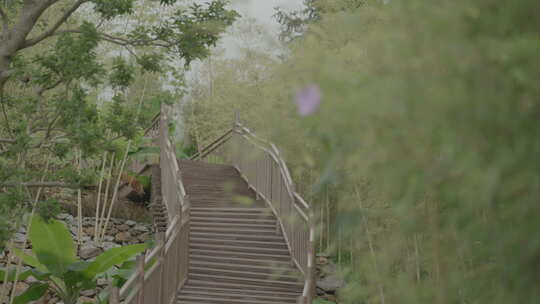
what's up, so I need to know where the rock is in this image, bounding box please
[138,233,151,242]
[133,225,149,233]
[317,274,345,294]
[83,227,95,235]
[103,236,114,242]
[321,262,338,277]
[125,220,137,226]
[316,254,329,265]
[101,242,120,251]
[79,295,94,303]
[81,289,97,297]
[79,244,102,260]
[69,226,78,236]
[117,224,130,232]
[56,213,70,220]
[12,232,26,244]
[115,232,132,242]
[97,278,109,286]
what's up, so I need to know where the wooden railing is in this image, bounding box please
[109,106,190,304]
[192,120,316,304]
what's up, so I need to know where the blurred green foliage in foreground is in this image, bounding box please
[186,0,540,303]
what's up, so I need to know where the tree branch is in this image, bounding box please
[23,0,87,48]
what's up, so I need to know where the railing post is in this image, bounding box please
[136,254,145,304]
[157,232,166,304]
[109,283,120,304]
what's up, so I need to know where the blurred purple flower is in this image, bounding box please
[296,84,321,116]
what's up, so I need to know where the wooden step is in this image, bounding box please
[190,227,280,236]
[190,237,287,249]
[177,293,297,304]
[190,216,276,225]
[179,290,297,303]
[191,221,276,230]
[184,279,300,293]
[189,260,299,275]
[190,243,289,255]
[191,211,273,219]
[190,232,285,242]
[187,273,304,290]
[190,248,291,262]
[189,266,300,282]
[181,285,300,297]
[190,254,293,268]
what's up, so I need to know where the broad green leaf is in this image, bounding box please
[11,248,47,272]
[0,268,32,282]
[29,216,77,276]
[84,243,148,279]
[13,282,48,304]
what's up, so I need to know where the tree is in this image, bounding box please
[0,0,239,249]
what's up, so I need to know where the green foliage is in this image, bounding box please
[13,283,49,304]
[35,199,62,223]
[109,57,135,89]
[187,0,540,303]
[159,1,240,65]
[36,21,103,86]
[6,216,148,304]
[91,0,135,20]
[0,0,238,248]
[137,53,164,73]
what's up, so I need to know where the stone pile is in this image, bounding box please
[0,213,154,303]
[315,254,346,303]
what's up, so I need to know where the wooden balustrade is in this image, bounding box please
[109,106,189,304]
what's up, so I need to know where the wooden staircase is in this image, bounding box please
[177,160,304,304]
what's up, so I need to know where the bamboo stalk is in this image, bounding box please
[326,188,330,251]
[414,234,421,283]
[99,142,131,243]
[76,149,83,244]
[99,74,148,243]
[338,228,342,267]
[351,235,354,269]
[94,151,108,240]
[96,153,115,242]
[355,186,386,304]
[319,202,324,251]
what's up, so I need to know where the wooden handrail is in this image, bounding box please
[111,106,190,304]
[190,128,234,160]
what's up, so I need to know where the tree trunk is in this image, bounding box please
[0,1,52,89]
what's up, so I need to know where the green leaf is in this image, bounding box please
[0,268,32,282]
[29,216,77,276]
[11,248,46,272]
[84,243,148,279]
[13,282,48,304]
